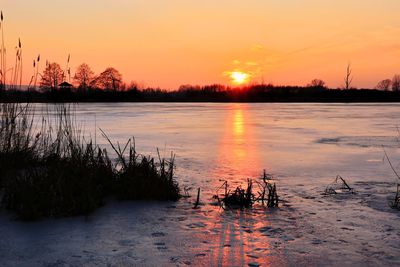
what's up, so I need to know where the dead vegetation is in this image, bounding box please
[383,146,400,209]
[213,170,279,209]
[389,184,400,209]
[324,175,355,195]
[193,188,201,209]
[0,103,180,220]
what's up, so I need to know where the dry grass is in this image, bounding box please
[324,175,355,195]
[389,184,400,209]
[0,103,180,220]
[214,171,279,209]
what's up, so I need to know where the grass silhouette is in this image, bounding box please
[0,103,180,220]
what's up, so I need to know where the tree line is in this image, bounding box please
[39,62,125,91]
[376,75,400,91]
[38,61,400,93]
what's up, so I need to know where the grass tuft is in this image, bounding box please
[389,184,400,209]
[0,103,180,220]
[214,171,279,209]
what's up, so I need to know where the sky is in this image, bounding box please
[2,0,400,89]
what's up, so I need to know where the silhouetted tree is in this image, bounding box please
[375,79,392,91]
[178,84,200,92]
[203,84,226,92]
[343,63,353,90]
[40,62,64,90]
[308,79,326,88]
[392,75,400,92]
[127,81,140,91]
[73,63,95,90]
[94,67,122,91]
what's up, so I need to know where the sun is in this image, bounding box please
[230,71,250,85]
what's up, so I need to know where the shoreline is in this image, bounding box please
[1,88,400,103]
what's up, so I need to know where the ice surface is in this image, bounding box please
[1,103,400,266]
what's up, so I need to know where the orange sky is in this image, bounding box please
[2,0,400,89]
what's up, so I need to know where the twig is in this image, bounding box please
[383,146,400,180]
[193,188,201,209]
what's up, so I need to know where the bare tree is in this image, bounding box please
[308,79,326,88]
[40,62,64,90]
[73,63,95,90]
[343,63,353,90]
[94,67,122,91]
[392,74,400,92]
[375,79,392,91]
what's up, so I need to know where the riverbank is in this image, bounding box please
[1,87,400,103]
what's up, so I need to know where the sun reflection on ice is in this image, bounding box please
[215,103,261,182]
[233,108,244,137]
[191,104,284,266]
[207,208,284,267]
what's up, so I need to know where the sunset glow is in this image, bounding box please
[2,0,400,265]
[2,1,400,89]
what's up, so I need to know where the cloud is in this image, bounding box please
[251,44,264,51]
[245,61,258,66]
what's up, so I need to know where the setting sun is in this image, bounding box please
[230,71,250,85]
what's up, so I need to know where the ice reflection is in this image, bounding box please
[207,209,284,267]
[233,108,244,137]
[206,104,281,266]
[215,103,261,184]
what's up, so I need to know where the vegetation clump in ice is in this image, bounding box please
[383,147,400,209]
[213,170,279,209]
[389,184,400,209]
[324,175,355,195]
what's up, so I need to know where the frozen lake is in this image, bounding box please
[1,103,400,266]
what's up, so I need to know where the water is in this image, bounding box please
[1,103,400,266]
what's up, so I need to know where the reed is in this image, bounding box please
[101,131,180,201]
[0,103,180,220]
[10,38,22,91]
[389,184,400,209]
[383,144,400,209]
[0,11,6,90]
[28,55,40,91]
[33,55,40,90]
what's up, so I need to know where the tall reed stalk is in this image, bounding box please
[63,54,70,82]
[33,55,40,90]
[0,11,6,90]
[10,39,22,91]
